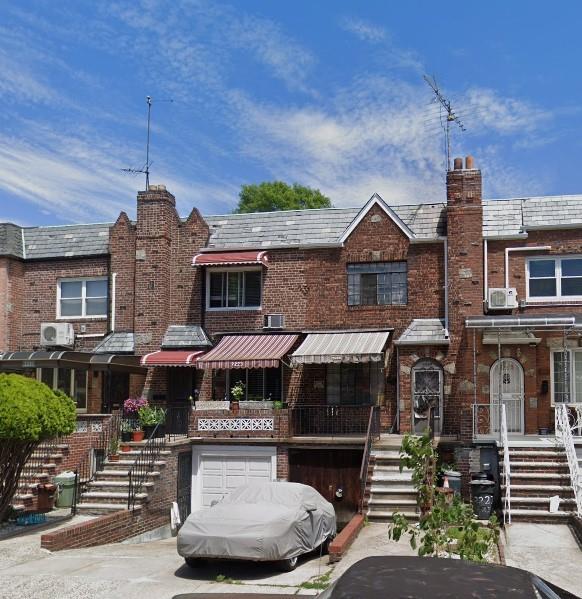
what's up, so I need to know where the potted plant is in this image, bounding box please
[138,405,166,439]
[230,381,245,414]
[132,428,145,442]
[124,397,148,441]
[108,437,120,462]
[120,441,131,453]
[120,419,133,443]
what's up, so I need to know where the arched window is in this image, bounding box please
[412,359,443,434]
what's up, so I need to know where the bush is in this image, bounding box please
[0,374,76,521]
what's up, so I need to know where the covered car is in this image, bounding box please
[177,481,336,571]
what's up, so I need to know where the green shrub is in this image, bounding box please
[0,373,76,441]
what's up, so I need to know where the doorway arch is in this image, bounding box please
[490,358,524,434]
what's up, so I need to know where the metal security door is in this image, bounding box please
[490,358,524,434]
[176,452,192,523]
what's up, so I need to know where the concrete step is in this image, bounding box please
[372,450,401,460]
[75,503,142,515]
[81,491,148,501]
[509,509,574,523]
[368,487,416,498]
[368,498,417,507]
[509,472,571,484]
[374,435,405,449]
[95,469,161,479]
[367,510,419,522]
[371,472,413,483]
[505,461,569,470]
[504,450,564,457]
[505,484,574,498]
[504,496,576,511]
[87,480,155,490]
[103,459,166,471]
[373,465,404,473]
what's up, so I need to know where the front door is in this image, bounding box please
[490,358,524,434]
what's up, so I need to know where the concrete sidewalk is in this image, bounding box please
[502,523,582,597]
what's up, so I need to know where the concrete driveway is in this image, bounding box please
[0,519,416,599]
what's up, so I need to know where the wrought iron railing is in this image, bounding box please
[72,414,121,515]
[359,406,381,513]
[500,404,511,525]
[290,404,372,436]
[162,404,191,440]
[555,404,582,518]
[472,399,523,439]
[127,421,166,511]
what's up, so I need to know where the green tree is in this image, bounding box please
[234,181,332,213]
[0,374,76,522]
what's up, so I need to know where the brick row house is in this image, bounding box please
[2,155,582,532]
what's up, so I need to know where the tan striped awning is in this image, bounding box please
[196,334,299,370]
[290,331,391,365]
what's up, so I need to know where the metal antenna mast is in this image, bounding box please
[122,95,153,190]
[423,75,466,171]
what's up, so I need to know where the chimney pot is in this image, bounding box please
[453,157,463,170]
[465,155,474,170]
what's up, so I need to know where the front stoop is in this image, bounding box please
[364,435,419,523]
[501,446,576,523]
[75,450,169,515]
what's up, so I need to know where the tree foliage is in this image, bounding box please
[234,181,331,213]
[0,374,76,522]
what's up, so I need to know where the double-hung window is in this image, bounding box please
[551,350,582,405]
[527,257,582,301]
[207,269,262,310]
[347,262,407,306]
[58,278,108,318]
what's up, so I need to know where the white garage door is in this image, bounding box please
[198,452,274,508]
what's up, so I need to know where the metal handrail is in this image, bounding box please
[290,404,372,436]
[127,422,166,511]
[500,404,511,525]
[555,404,582,517]
[71,414,120,515]
[359,406,380,513]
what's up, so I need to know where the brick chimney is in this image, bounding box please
[446,156,484,441]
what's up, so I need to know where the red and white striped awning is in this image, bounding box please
[196,334,298,370]
[192,251,268,267]
[141,350,206,367]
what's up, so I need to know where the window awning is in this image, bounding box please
[0,351,146,373]
[290,331,391,365]
[141,350,206,367]
[192,251,268,267]
[196,334,298,369]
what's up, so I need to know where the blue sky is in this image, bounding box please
[0,1,580,225]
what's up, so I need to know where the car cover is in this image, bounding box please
[177,482,336,562]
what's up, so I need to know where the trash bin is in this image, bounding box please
[36,483,57,512]
[471,475,495,520]
[443,470,462,497]
[54,471,77,508]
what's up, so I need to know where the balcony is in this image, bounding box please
[290,405,371,437]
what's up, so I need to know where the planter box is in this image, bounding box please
[240,401,275,410]
[195,401,230,411]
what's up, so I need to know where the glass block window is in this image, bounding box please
[347,262,407,306]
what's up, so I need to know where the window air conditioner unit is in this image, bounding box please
[487,288,518,311]
[40,322,75,347]
[264,314,285,329]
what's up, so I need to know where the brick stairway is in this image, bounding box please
[75,447,168,515]
[501,445,577,523]
[13,442,69,512]
[364,435,419,522]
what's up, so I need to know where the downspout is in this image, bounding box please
[111,272,117,332]
[504,246,551,289]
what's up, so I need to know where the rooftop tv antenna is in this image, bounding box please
[423,75,466,171]
[121,95,153,190]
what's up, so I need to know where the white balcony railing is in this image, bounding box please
[555,404,582,518]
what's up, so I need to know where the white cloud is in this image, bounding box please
[340,17,386,43]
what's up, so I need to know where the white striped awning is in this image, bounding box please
[197,334,299,370]
[290,331,391,365]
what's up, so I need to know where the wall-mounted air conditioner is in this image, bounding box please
[264,314,285,329]
[487,288,518,311]
[40,322,75,347]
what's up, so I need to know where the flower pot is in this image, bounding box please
[143,424,156,439]
[121,431,132,443]
[108,453,120,462]
[231,400,239,414]
[120,443,131,453]
[132,430,145,442]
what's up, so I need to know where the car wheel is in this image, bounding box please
[277,556,298,572]
[184,557,204,568]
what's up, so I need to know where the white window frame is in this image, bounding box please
[526,256,582,302]
[549,349,582,406]
[57,277,108,319]
[205,267,262,312]
[36,367,88,413]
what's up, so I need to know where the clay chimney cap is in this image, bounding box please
[453,157,463,170]
[148,184,167,191]
[465,155,475,170]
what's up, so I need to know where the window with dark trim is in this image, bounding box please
[326,362,383,405]
[347,262,407,306]
[208,269,262,309]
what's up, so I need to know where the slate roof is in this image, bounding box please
[93,332,135,354]
[2,193,582,260]
[161,325,212,348]
[395,319,450,346]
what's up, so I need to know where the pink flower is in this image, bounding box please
[124,397,149,414]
